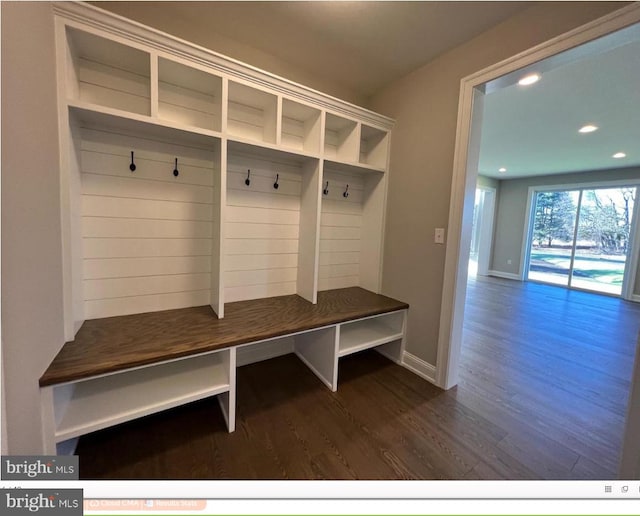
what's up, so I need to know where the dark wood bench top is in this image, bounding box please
[40,287,408,386]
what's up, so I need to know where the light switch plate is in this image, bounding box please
[435,228,445,244]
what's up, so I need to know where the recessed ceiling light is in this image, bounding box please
[579,124,598,133]
[613,152,627,159]
[518,73,540,86]
[498,167,507,173]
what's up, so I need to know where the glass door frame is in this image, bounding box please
[521,179,640,300]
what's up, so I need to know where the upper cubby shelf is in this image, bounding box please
[281,99,321,155]
[360,124,389,169]
[324,113,359,163]
[158,58,223,133]
[227,81,278,145]
[66,27,151,116]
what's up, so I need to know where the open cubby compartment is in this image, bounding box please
[63,107,223,334]
[50,348,235,445]
[324,113,359,162]
[227,81,278,145]
[225,141,321,305]
[280,98,321,155]
[359,124,389,169]
[65,27,151,116]
[158,57,222,132]
[338,310,405,358]
[319,163,386,293]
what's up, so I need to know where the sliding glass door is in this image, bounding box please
[527,186,636,296]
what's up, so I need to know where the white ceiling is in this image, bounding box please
[93,1,530,98]
[479,24,640,179]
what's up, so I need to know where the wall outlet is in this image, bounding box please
[435,228,445,244]
[507,259,512,265]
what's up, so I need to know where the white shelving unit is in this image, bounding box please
[42,348,235,453]
[55,3,393,341]
[44,1,401,455]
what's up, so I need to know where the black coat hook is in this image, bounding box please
[323,181,329,195]
[273,173,279,190]
[173,158,179,177]
[343,184,349,198]
[245,169,251,186]
[129,151,136,172]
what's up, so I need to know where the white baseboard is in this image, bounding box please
[488,270,521,281]
[630,294,640,303]
[402,351,437,385]
[236,337,294,367]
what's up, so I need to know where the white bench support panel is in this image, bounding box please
[294,327,339,392]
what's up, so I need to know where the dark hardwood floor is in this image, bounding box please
[76,277,640,479]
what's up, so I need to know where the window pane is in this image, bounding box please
[571,187,636,295]
[528,190,579,286]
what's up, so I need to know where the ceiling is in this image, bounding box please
[93,1,530,98]
[479,23,640,179]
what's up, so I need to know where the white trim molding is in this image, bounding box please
[402,352,437,385]
[630,294,640,303]
[488,270,521,281]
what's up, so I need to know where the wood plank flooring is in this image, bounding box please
[76,276,640,479]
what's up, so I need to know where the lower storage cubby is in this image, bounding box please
[338,310,405,357]
[48,348,235,447]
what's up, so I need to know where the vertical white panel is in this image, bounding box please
[297,160,322,303]
[360,173,386,292]
[211,140,225,317]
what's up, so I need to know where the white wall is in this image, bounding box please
[1,1,65,453]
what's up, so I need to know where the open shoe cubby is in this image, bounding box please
[65,27,151,116]
[324,113,359,163]
[227,81,278,145]
[158,57,223,132]
[55,7,393,341]
[46,348,234,452]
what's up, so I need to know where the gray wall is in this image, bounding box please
[491,167,640,293]
[369,2,626,366]
[1,1,65,453]
[477,174,500,190]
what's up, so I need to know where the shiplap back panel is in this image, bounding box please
[319,169,364,291]
[225,153,302,303]
[77,58,150,116]
[80,126,217,318]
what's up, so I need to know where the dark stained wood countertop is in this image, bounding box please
[40,287,408,386]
